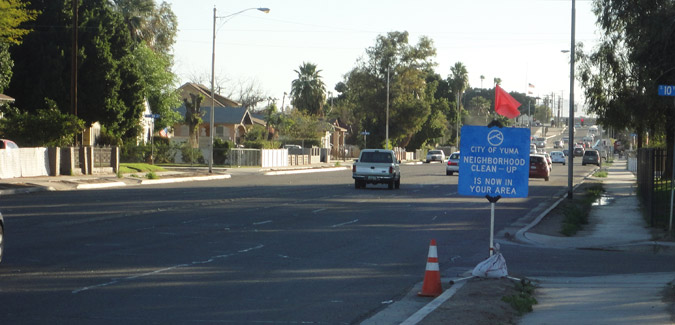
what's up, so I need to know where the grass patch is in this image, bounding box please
[145,172,159,179]
[502,279,538,316]
[593,170,608,178]
[119,163,166,174]
[334,161,342,167]
[560,183,604,236]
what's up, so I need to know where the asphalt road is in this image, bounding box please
[0,155,669,324]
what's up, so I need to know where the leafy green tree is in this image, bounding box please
[7,0,71,113]
[578,0,672,150]
[291,62,326,116]
[0,42,12,93]
[78,0,145,141]
[0,103,84,147]
[7,0,146,143]
[467,96,491,124]
[342,31,436,149]
[133,43,181,129]
[0,0,39,45]
[112,0,177,55]
[278,109,327,142]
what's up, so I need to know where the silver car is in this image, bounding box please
[426,150,445,163]
[446,152,460,175]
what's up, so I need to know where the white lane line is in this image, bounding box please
[72,244,265,294]
[312,208,327,213]
[253,220,272,225]
[331,219,359,228]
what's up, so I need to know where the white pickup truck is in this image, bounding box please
[352,149,401,189]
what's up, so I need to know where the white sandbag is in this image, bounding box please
[472,243,508,278]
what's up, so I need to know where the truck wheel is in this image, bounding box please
[545,176,549,181]
[388,180,394,189]
[355,180,363,189]
[395,179,400,189]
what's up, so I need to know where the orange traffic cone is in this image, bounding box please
[418,239,443,297]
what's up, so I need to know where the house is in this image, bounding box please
[172,83,253,146]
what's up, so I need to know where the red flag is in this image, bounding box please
[494,85,522,119]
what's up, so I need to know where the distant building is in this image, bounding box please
[172,83,254,146]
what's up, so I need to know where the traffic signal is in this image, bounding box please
[581,118,584,126]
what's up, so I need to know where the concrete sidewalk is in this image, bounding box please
[517,158,675,325]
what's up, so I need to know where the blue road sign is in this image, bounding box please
[458,125,531,198]
[144,114,160,119]
[658,85,675,96]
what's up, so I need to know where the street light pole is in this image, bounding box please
[209,6,270,173]
[386,67,390,149]
[567,0,576,199]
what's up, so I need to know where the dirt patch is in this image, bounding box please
[528,180,603,237]
[418,277,526,324]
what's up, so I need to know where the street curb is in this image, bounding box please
[140,174,231,185]
[76,181,127,189]
[263,167,348,176]
[400,279,467,325]
[0,185,54,195]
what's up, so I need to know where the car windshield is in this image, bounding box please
[449,153,459,159]
[429,150,442,155]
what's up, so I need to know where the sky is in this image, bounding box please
[166,0,600,117]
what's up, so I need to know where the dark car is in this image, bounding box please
[0,212,4,263]
[573,146,585,157]
[529,154,550,181]
[582,149,601,166]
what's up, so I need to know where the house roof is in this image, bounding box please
[176,105,253,125]
[0,94,15,102]
[179,82,240,107]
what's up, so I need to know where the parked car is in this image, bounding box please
[550,151,566,165]
[543,152,553,171]
[426,150,445,163]
[573,146,585,157]
[582,149,601,166]
[0,211,4,263]
[529,154,550,181]
[446,152,460,176]
[533,137,547,148]
[530,143,537,154]
[0,139,18,149]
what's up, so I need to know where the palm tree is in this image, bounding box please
[450,62,469,142]
[493,77,502,86]
[112,0,177,54]
[290,62,326,116]
[480,75,485,89]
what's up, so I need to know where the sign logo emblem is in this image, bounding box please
[487,130,504,146]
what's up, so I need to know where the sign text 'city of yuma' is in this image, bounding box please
[458,125,531,198]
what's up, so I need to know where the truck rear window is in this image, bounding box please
[360,152,393,163]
